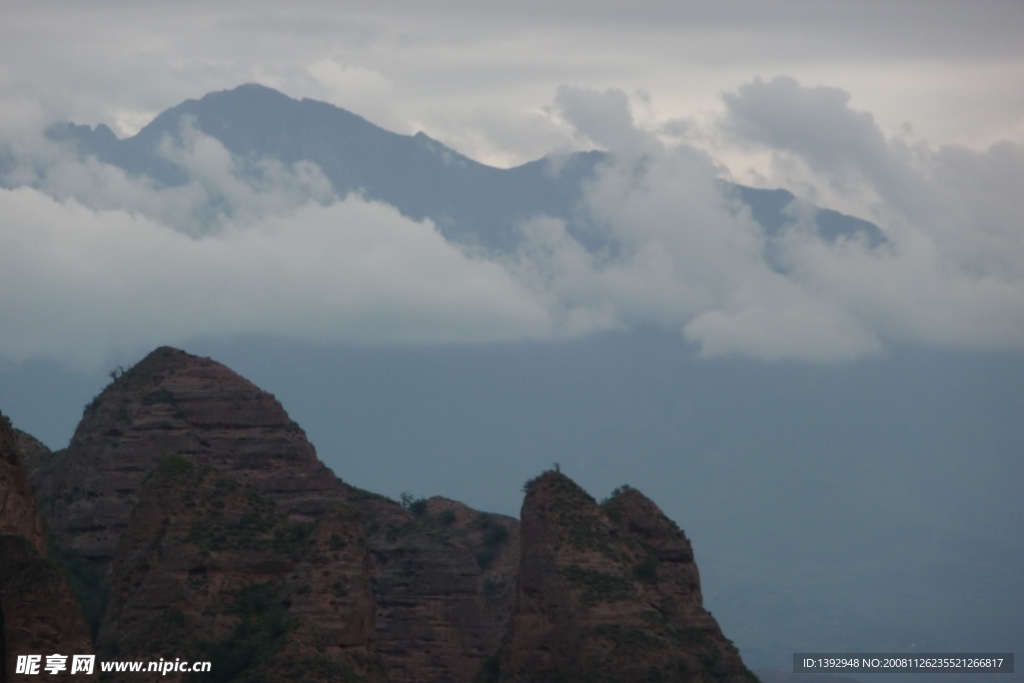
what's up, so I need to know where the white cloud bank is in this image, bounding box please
[509,79,1024,361]
[0,129,553,368]
[1,77,1022,367]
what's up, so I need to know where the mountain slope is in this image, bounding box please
[96,454,386,683]
[497,472,757,683]
[16,347,760,683]
[47,83,884,250]
[25,347,524,683]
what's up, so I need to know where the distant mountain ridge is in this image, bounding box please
[46,83,884,251]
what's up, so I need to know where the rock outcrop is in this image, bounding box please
[34,346,341,565]
[1,417,46,554]
[497,472,757,683]
[15,348,755,683]
[1,411,95,683]
[96,453,385,683]
[352,495,519,682]
[25,347,520,683]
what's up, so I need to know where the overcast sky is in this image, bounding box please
[1,0,1023,368]
[4,0,1023,164]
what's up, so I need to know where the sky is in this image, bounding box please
[1,1,1024,672]
[1,0,1023,370]
[3,0,1024,168]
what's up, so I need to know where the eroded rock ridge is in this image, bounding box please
[10,347,755,683]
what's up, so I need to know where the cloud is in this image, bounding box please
[722,75,1024,293]
[504,121,889,361]
[5,0,1022,165]
[722,79,1024,352]
[0,130,552,369]
[723,76,891,182]
[1,79,1022,367]
[553,86,654,158]
[506,81,1024,360]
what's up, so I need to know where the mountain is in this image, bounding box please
[27,347,523,682]
[497,472,756,683]
[14,347,757,683]
[45,83,884,250]
[97,452,385,683]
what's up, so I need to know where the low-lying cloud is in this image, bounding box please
[0,130,554,368]
[1,77,1022,368]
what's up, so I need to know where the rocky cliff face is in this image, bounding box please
[352,496,519,683]
[96,453,384,683]
[1,416,46,554]
[14,348,756,683]
[24,347,520,683]
[34,347,341,565]
[1,412,95,683]
[497,471,757,683]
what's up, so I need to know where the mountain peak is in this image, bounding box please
[501,470,758,682]
[37,346,340,562]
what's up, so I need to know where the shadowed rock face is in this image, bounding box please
[1,417,46,555]
[352,496,519,683]
[17,348,754,683]
[498,472,757,683]
[34,346,342,565]
[96,455,385,683]
[0,412,94,683]
[25,347,519,682]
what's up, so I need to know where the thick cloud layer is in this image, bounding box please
[1,78,1022,367]
[510,81,1024,360]
[720,77,1024,351]
[0,130,553,367]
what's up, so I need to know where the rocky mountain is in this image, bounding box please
[10,347,756,682]
[24,347,522,682]
[42,84,884,250]
[1,411,95,683]
[1,418,47,554]
[96,453,385,683]
[31,346,341,565]
[496,472,755,683]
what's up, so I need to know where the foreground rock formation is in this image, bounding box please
[25,347,519,683]
[32,346,341,565]
[1,412,95,683]
[97,454,384,683]
[497,472,757,683]
[10,346,755,683]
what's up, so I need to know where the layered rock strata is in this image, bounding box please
[497,472,758,683]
